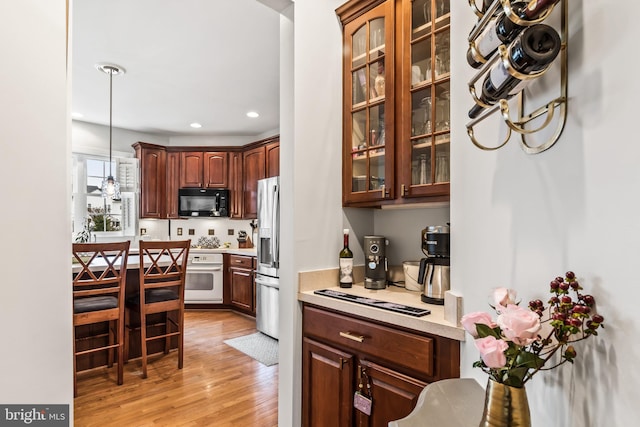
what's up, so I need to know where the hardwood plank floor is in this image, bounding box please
[74,310,278,427]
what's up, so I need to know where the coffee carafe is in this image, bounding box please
[418,225,450,305]
[364,235,388,290]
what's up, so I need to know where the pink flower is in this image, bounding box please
[461,311,495,338]
[475,336,508,368]
[497,304,541,346]
[493,288,518,313]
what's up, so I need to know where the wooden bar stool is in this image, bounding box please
[72,241,130,397]
[125,240,190,378]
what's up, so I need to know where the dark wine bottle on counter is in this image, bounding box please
[467,0,561,68]
[339,229,354,288]
[468,24,561,119]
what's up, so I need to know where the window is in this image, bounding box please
[72,154,138,240]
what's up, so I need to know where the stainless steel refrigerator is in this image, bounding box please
[255,176,279,339]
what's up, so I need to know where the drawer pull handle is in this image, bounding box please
[340,331,364,343]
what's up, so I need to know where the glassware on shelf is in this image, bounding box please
[436,89,450,131]
[423,1,431,24]
[419,96,432,134]
[419,154,428,184]
[435,147,450,183]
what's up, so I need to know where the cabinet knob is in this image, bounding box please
[339,331,365,343]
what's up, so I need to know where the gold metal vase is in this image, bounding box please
[479,379,531,427]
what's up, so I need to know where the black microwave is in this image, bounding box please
[178,188,229,217]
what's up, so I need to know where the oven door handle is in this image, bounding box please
[187,265,223,272]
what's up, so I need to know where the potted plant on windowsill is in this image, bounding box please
[461,271,605,427]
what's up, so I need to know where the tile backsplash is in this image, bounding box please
[137,217,255,248]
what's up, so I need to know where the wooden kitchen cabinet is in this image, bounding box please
[242,136,279,219]
[134,142,167,219]
[180,150,228,188]
[337,0,450,207]
[203,151,229,188]
[265,140,280,178]
[166,151,180,218]
[180,151,204,187]
[302,304,460,426]
[242,145,265,220]
[228,150,244,218]
[134,137,276,220]
[228,254,256,316]
[303,338,355,426]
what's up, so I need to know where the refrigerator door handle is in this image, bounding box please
[271,183,280,269]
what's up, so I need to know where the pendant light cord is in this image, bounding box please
[109,68,113,177]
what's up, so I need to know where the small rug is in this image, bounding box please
[224,332,279,366]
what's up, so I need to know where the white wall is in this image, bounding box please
[0,0,73,410]
[72,120,169,156]
[290,0,640,425]
[450,1,638,425]
[278,5,297,426]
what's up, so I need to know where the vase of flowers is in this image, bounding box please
[461,271,605,427]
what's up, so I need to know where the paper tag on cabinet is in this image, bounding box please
[353,391,372,415]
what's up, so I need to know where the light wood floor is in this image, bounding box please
[74,310,278,427]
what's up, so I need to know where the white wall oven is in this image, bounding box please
[185,251,223,303]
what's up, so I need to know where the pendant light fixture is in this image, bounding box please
[96,63,126,200]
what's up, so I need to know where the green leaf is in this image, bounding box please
[476,323,501,339]
[515,351,545,369]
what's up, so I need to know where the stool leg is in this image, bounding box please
[124,308,130,363]
[178,307,184,369]
[108,320,115,368]
[140,310,148,379]
[117,316,124,386]
[73,325,78,398]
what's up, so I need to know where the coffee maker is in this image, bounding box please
[418,225,450,305]
[364,235,388,290]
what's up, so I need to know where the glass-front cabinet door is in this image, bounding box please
[400,0,450,199]
[342,0,394,205]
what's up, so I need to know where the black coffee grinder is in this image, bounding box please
[418,225,450,305]
[364,235,388,290]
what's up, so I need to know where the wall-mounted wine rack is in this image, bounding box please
[465,0,567,154]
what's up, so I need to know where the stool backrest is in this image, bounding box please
[138,240,190,304]
[72,241,130,302]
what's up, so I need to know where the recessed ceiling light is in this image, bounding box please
[72,112,84,119]
[190,122,202,128]
[246,111,259,118]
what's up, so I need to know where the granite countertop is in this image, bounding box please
[297,268,465,341]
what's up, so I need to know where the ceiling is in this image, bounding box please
[71,0,286,137]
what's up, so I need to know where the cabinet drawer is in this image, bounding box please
[303,305,434,378]
[229,254,254,269]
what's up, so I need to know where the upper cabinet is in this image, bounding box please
[180,151,228,188]
[400,0,450,200]
[134,138,278,220]
[228,151,244,219]
[338,0,450,207]
[204,152,229,188]
[241,136,280,219]
[340,0,395,206]
[166,151,180,219]
[265,141,280,178]
[133,142,167,219]
[242,146,266,220]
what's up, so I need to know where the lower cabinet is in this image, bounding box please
[228,254,256,315]
[302,304,460,426]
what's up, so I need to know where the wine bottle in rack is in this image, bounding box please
[339,229,354,288]
[467,0,561,68]
[468,23,561,119]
